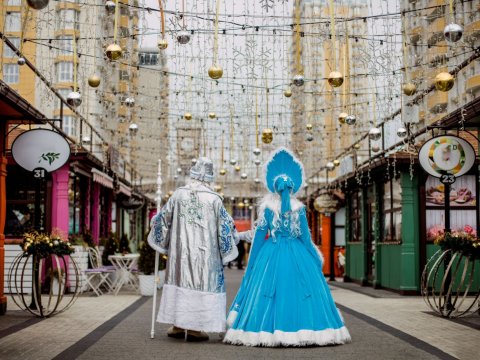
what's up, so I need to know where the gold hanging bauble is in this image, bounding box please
[435,72,454,92]
[208,112,216,119]
[327,71,344,87]
[333,159,340,167]
[354,143,360,150]
[261,128,273,144]
[219,168,227,176]
[88,74,101,88]
[184,112,192,120]
[105,43,122,61]
[234,165,241,172]
[158,38,168,50]
[237,201,245,209]
[306,123,313,131]
[402,83,417,96]
[338,112,348,124]
[208,65,223,80]
[284,88,292,98]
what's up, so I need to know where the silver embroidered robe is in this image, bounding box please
[147,181,238,332]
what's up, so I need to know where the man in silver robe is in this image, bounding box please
[147,157,238,341]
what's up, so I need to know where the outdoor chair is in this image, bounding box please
[83,247,115,296]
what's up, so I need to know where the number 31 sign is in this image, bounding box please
[418,135,475,184]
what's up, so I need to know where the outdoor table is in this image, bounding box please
[108,254,140,295]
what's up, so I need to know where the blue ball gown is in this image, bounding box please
[224,206,351,347]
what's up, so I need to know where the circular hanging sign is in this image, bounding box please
[11,129,71,173]
[418,135,475,179]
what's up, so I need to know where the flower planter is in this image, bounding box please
[69,246,89,292]
[138,274,156,296]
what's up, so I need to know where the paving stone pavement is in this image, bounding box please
[0,269,477,360]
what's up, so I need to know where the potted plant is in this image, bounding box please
[137,234,167,296]
[101,232,119,266]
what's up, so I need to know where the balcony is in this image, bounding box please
[427,17,446,45]
[426,0,445,17]
[427,91,448,112]
[466,74,480,93]
[465,20,480,42]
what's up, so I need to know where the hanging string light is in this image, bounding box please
[208,0,223,79]
[327,0,343,88]
[17,5,31,66]
[292,0,304,87]
[88,3,101,88]
[402,14,416,96]
[177,0,191,44]
[219,133,227,175]
[106,0,122,60]
[157,0,168,50]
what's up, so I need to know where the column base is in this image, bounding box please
[0,297,7,315]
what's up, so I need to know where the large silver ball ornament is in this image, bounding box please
[368,127,381,141]
[176,167,182,174]
[177,30,191,45]
[293,74,305,87]
[306,133,314,142]
[229,159,237,166]
[191,158,197,165]
[66,91,82,107]
[397,127,407,138]
[124,97,135,107]
[253,148,261,156]
[254,177,260,184]
[27,0,49,10]
[128,123,138,135]
[371,145,380,153]
[105,0,116,13]
[241,173,248,180]
[17,57,26,66]
[444,23,463,43]
[345,115,356,126]
[254,159,261,166]
[326,162,335,171]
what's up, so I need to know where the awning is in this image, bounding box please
[92,168,114,189]
[118,182,132,197]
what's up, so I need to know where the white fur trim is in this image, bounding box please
[263,147,306,194]
[222,245,239,265]
[314,244,325,266]
[226,310,238,329]
[158,284,226,332]
[224,327,351,347]
[258,193,304,217]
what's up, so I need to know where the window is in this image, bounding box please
[139,52,159,66]
[56,61,73,82]
[7,0,22,5]
[3,64,19,83]
[349,191,361,242]
[5,12,21,32]
[335,207,346,246]
[119,27,130,38]
[3,37,20,57]
[62,115,77,138]
[56,36,73,55]
[57,9,79,30]
[119,70,129,80]
[383,177,402,242]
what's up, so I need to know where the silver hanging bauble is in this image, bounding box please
[254,177,260,184]
[241,173,248,180]
[444,23,463,43]
[81,136,91,144]
[306,133,314,142]
[254,159,261,166]
[27,0,49,10]
[66,91,82,107]
[124,97,135,107]
[345,114,356,126]
[17,57,26,66]
[253,147,261,156]
[326,162,335,171]
[128,123,138,135]
[104,0,115,13]
[191,158,197,165]
[371,145,380,153]
[176,167,182,174]
[293,74,305,87]
[177,30,191,45]
[368,127,381,141]
[174,174,178,180]
[229,159,237,166]
[397,127,407,138]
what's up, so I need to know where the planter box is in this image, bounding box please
[4,244,32,294]
[138,274,155,296]
[68,246,89,292]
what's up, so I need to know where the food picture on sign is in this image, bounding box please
[425,176,476,207]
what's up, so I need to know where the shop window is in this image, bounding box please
[5,12,21,32]
[425,175,477,241]
[3,37,20,57]
[349,191,361,242]
[335,207,346,246]
[5,166,48,237]
[69,174,82,234]
[3,64,19,83]
[382,177,402,242]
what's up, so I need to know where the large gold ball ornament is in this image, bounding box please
[327,71,344,87]
[338,112,348,124]
[105,43,122,61]
[435,72,454,92]
[261,128,273,144]
[306,123,313,131]
[402,83,417,96]
[208,112,216,119]
[219,168,227,176]
[208,65,223,80]
[158,38,168,50]
[333,159,340,167]
[237,202,245,209]
[354,143,360,150]
[88,74,101,88]
[284,88,292,97]
[184,112,192,120]
[234,165,241,172]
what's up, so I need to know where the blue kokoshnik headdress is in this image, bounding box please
[264,147,305,214]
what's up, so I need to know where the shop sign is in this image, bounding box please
[314,193,338,214]
[11,129,70,178]
[418,135,475,184]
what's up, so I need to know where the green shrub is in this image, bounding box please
[138,233,166,275]
[101,232,118,266]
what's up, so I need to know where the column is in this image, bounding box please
[91,183,100,244]
[51,164,70,233]
[320,214,332,276]
[83,178,91,231]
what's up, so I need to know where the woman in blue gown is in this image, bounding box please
[224,148,351,347]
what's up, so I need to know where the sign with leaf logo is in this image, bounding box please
[11,129,70,173]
